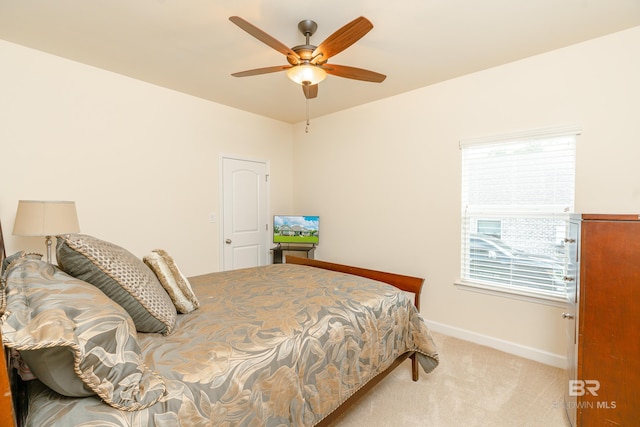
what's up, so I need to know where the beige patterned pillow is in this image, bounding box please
[144,249,200,313]
[1,256,166,410]
[56,234,177,335]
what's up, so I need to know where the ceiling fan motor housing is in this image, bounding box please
[289,45,316,63]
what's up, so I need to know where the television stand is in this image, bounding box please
[272,244,316,264]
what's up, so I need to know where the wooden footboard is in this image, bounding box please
[285,256,424,310]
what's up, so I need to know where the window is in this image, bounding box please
[459,126,579,301]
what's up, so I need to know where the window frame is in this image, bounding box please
[457,125,580,305]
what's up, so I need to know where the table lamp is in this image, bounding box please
[13,200,80,263]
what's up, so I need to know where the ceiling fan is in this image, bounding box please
[229,16,386,100]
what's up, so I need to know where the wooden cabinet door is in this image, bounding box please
[577,217,640,425]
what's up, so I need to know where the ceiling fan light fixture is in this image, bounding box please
[287,64,327,85]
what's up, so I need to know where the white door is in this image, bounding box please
[221,157,269,270]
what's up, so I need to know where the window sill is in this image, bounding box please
[454,279,568,308]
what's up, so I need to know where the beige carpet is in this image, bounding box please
[328,332,571,427]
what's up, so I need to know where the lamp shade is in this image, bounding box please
[286,64,327,85]
[13,200,80,236]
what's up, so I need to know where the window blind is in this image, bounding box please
[460,127,578,299]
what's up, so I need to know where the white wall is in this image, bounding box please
[291,26,640,364]
[0,40,294,276]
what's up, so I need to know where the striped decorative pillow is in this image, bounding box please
[144,249,199,314]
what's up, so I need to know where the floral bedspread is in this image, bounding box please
[25,263,439,426]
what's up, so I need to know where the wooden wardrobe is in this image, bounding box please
[564,214,640,426]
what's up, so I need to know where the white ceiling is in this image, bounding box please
[1,1,639,124]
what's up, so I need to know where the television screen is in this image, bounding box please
[273,215,319,245]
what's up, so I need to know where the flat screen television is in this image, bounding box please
[273,215,319,245]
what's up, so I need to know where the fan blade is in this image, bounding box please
[322,64,386,83]
[311,16,373,63]
[229,16,300,62]
[231,65,291,77]
[302,84,318,99]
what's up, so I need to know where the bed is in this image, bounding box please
[0,224,439,426]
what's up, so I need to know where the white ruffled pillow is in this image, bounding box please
[144,249,200,314]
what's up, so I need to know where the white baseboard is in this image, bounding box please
[425,320,567,369]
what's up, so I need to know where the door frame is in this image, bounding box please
[219,154,271,270]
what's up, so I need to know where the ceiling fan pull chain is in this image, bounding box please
[305,99,310,133]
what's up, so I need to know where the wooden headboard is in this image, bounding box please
[1,219,17,426]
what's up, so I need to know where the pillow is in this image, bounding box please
[2,250,41,273]
[143,249,200,313]
[0,255,166,410]
[56,234,177,335]
[1,252,41,316]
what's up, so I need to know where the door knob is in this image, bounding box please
[225,239,232,244]
[562,312,574,319]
